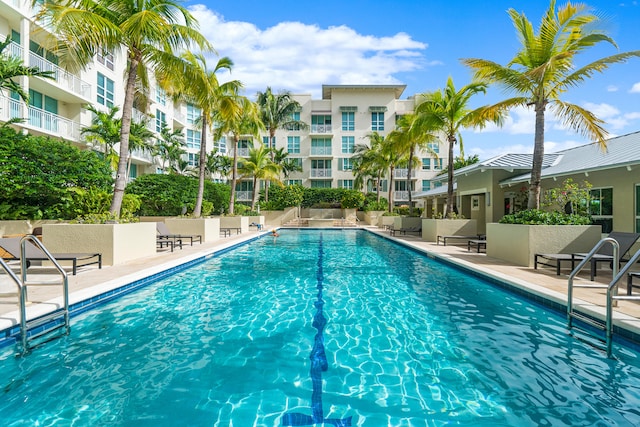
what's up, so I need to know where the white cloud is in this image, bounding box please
[631,82,640,93]
[607,85,618,92]
[188,4,428,98]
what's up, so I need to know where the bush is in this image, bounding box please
[341,191,365,209]
[499,209,592,225]
[0,127,113,219]
[261,184,304,210]
[301,188,364,209]
[125,174,230,216]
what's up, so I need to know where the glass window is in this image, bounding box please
[97,72,114,107]
[286,179,303,186]
[311,138,332,155]
[338,158,353,171]
[340,180,353,189]
[287,136,300,153]
[97,50,115,70]
[342,112,354,131]
[214,136,227,154]
[188,153,199,167]
[422,180,431,192]
[156,87,166,106]
[155,109,167,132]
[341,136,354,154]
[186,129,201,149]
[427,142,440,154]
[371,112,384,131]
[311,180,332,188]
[590,187,613,233]
[311,115,331,133]
[289,158,303,169]
[286,112,301,131]
[422,158,431,170]
[187,104,200,125]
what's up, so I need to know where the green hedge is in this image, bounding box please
[499,209,592,225]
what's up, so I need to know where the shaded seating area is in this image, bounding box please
[156,222,202,246]
[0,237,102,275]
[535,231,640,280]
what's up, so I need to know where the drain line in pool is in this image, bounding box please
[281,233,353,426]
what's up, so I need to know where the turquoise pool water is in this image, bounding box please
[1,229,639,426]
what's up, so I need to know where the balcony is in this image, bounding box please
[237,147,250,157]
[310,169,332,178]
[310,124,332,134]
[1,95,82,141]
[235,190,252,201]
[310,147,332,156]
[394,169,416,179]
[28,51,92,99]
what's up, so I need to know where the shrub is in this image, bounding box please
[261,184,304,210]
[340,191,365,209]
[499,209,592,225]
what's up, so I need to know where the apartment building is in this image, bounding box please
[1,1,444,207]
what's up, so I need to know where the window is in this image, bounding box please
[286,179,303,186]
[311,138,332,155]
[286,111,301,131]
[238,139,251,156]
[338,158,353,171]
[434,158,443,170]
[214,136,227,154]
[287,136,301,153]
[311,115,331,133]
[636,184,640,232]
[188,153,199,167]
[27,89,58,131]
[422,180,431,192]
[97,50,115,70]
[311,159,332,178]
[427,142,440,154]
[128,163,138,179]
[422,158,431,170]
[263,136,271,148]
[155,87,166,106]
[186,129,201,149]
[341,111,355,131]
[341,136,354,154]
[187,104,200,125]
[590,187,613,233]
[289,158,303,169]
[97,72,114,107]
[371,112,384,131]
[340,180,354,189]
[311,180,332,188]
[155,109,167,132]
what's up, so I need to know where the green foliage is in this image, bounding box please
[382,211,400,216]
[260,184,304,210]
[125,174,230,216]
[0,127,113,219]
[362,193,388,212]
[72,189,141,223]
[300,188,363,209]
[499,209,592,225]
[395,206,423,217]
[340,191,365,209]
[542,178,592,216]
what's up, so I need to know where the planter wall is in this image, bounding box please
[422,219,477,242]
[364,211,384,226]
[394,217,422,230]
[486,223,602,267]
[165,217,220,243]
[378,215,398,228]
[218,216,249,234]
[42,222,157,266]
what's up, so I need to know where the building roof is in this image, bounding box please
[499,131,640,186]
[321,84,407,100]
[414,183,455,199]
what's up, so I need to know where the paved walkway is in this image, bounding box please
[2,227,639,341]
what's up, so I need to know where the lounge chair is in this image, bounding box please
[389,226,421,236]
[437,234,485,246]
[0,237,102,275]
[156,222,202,246]
[535,231,640,280]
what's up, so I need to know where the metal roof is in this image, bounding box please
[321,84,407,100]
[500,131,640,186]
[414,183,455,198]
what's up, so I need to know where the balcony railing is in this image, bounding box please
[28,52,92,99]
[1,95,82,141]
[235,190,253,201]
[237,147,250,157]
[394,169,416,178]
[310,147,332,156]
[310,169,332,178]
[311,124,332,133]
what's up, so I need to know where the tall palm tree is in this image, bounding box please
[127,119,155,179]
[0,35,54,103]
[462,0,640,209]
[80,104,121,170]
[205,149,232,180]
[214,98,264,214]
[352,135,387,202]
[238,145,282,211]
[155,125,185,173]
[413,77,503,217]
[159,53,242,217]
[378,132,406,213]
[271,147,302,179]
[389,113,438,214]
[37,0,212,217]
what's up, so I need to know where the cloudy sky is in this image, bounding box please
[187,0,640,160]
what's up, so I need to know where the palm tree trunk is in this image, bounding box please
[229,135,239,214]
[193,116,208,217]
[407,147,414,215]
[376,172,382,203]
[528,104,546,209]
[251,176,259,211]
[109,59,138,217]
[447,136,455,217]
[388,166,394,213]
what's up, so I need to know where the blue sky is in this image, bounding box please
[187,0,640,160]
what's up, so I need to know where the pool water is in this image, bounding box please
[1,229,639,426]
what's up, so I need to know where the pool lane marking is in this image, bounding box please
[281,233,353,426]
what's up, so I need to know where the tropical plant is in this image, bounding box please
[127,119,155,178]
[413,76,504,217]
[376,132,406,212]
[0,35,54,103]
[80,104,121,170]
[352,137,386,202]
[271,147,303,178]
[462,0,640,209]
[158,53,242,217]
[155,124,186,173]
[205,149,233,180]
[36,0,212,217]
[238,145,282,210]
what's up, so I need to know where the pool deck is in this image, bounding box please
[2,226,640,345]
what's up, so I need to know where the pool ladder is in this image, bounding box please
[567,237,640,357]
[0,236,70,353]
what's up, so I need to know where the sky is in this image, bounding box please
[185,0,640,161]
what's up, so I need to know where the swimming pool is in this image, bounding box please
[1,229,639,426]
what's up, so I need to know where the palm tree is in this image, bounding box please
[462,0,640,209]
[0,35,54,103]
[378,132,406,213]
[271,147,303,179]
[413,77,503,217]
[205,149,232,180]
[127,120,155,179]
[37,0,212,217]
[80,104,121,170]
[214,98,264,214]
[159,53,242,217]
[389,114,438,214]
[155,125,186,173]
[238,145,282,211]
[352,135,387,202]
